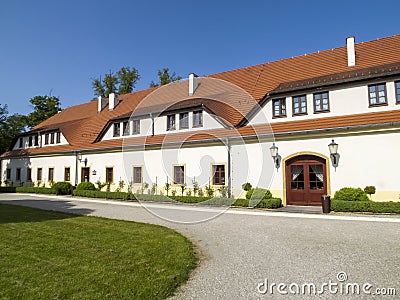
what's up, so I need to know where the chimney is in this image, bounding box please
[188,73,198,96]
[98,96,107,112]
[108,93,119,111]
[346,36,355,67]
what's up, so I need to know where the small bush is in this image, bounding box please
[333,187,369,201]
[52,182,72,195]
[256,198,282,209]
[331,200,400,213]
[246,188,272,200]
[0,187,16,193]
[73,189,135,200]
[76,182,96,191]
[17,187,55,194]
[364,186,376,199]
[242,182,252,191]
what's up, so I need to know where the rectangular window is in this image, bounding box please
[313,92,330,112]
[113,123,121,137]
[122,121,130,136]
[167,115,176,131]
[173,165,185,185]
[368,83,387,106]
[34,135,39,146]
[212,164,226,185]
[28,136,33,147]
[50,133,55,144]
[6,168,11,180]
[27,168,32,181]
[64,167,71,181]
[179,112,189,129]
[37,168,42,181]
[106,167,113,183]
[48,168,54,182]
[16,168,21,181]
[44,134,49,145]
[272,99,286,117]
[56,132,61,143]
[395,81,400,103]
[133,166,142,184]
[132,120,140,135]
[292,95,307,115]
[193,110,203,127]
[19,138,23,148]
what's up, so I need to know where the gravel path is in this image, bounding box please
[1,193,399,299]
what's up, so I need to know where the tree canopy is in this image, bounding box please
[92,67,140,97]
[27,95,61,128]
[150,68,182,87]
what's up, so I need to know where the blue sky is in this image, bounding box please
[1,0,399,115]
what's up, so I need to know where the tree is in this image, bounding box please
[0,104,27,154]
[91,67,140,97]
[150,68,182,87]
[27,95,61,128]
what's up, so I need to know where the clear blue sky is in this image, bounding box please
[1,0,399,115]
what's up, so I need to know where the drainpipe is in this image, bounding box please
[74,151,79,186]
[226,138,232,198]
[150,113,155,136]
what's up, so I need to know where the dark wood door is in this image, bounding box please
[81,167,90,182]
[286,155,327,206]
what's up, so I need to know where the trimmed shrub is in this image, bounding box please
[333,187,369,202]
[364,186,376,199]
[17,187,55,194]
[52,182,72,195]
[331,200,400,214]
[246,188,272,201]
[0,187,17,193]
[241,182,252,191]
[73,189,135,200]
[76,182,96,191]
[256,198,283,209]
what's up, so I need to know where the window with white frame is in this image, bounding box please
[113,123,120,137]
[313,92,329,112]
[273,99,286,117]
[179,112,189,129]
[193,110,203,127]
[395,81,400,104]
[122,121,130,136]
[167,115,176,131]
[292,95,307,115]
[368,83,387,106]
[132,120,140,135]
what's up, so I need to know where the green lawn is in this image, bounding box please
[0,203,197,299]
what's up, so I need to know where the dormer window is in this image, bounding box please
[313,92,330,113]
[167,115,176,131]
[273,99,286,117]
[19,138,23,148]
[132,120,140,135]
[50,133,55,144]
[368,83,387,106]
[28,136,33,147]
[122,121,130,136]
[44,134,49,145]
[56,132,61,143]
[292,95,307,115]
[179,113,189,129]
[34,135,39,146]
[193,111,203,127]
[395,81,400,104]
[113,123,120,137]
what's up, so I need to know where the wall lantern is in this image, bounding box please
[78,154,88,167]
[92,170,97,176]
[328,139,339,169]
[269,143,281,170]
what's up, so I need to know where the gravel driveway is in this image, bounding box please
[1,193,399,299]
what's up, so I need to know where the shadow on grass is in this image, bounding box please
[0,200,94,224]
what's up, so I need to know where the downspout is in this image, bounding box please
[226,138,232,198]
[74,151,79,186]
[150,113,155,136]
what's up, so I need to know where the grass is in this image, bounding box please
[0,203,197,299]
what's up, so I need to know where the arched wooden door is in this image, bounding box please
[286,155,327,206]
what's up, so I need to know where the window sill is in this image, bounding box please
[293,112,308,117]
[314,110,330,114]
[192,124,203,128]
[272,115,287,119]
[179,127,189,130]
[369,102,388,108]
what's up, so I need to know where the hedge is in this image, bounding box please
[0,187,55,194]
[331,200,400,213]
[333,187,369,201]
[73,190,134,200]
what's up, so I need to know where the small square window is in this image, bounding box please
[179,112,189,129]
[292,95,307,115]
[368,83,387,106]
[193,111,203,127]
[132,120,140,135]
[313,92,330,112]
[212,165,225,185]
[167,115,176,131]
[113,123,121,137]
[272,99,286,117]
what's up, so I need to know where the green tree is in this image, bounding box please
[92,67,140,97]
[117,67,140,94]
[0,104,27,154]
[103,72,119,96]
[27,95,61,128]
[150,68,182,87]
[92,76,106,97]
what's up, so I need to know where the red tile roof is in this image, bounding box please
[2,34,400,157]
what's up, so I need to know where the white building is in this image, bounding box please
[2,35,400,206]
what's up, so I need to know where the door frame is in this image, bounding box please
[282,151,331,206]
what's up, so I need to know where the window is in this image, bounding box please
[292,95,307,115]
[313,92,330,112]
[133,166,142,184]
[48,168,54,182]
[273,99,286,117]
[6,168,11,180]
[212,165,226,185]
[44,134,49,145]
[173,165,185,184]
[122,121,130,136]
[28,136,33,147]
[132,120,140,135]
[193,110,203,127]
[56,132,61,143]
[113,123,121,137]
[106,167,113,183]
[34,135,39,146]
[179,112,189,129]
[19,138,23,148]
[368,83,387,106]
[395,81,400,103]
[27,168,32,181]
[167,115,176,131]
[64,167,71,181]
[16,168,21,181]
[50,133,55,144]
[37,168,42,181]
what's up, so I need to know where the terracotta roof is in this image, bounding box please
[3,34,400,157]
